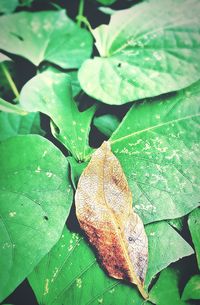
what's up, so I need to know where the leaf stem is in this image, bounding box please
[1,62,20,99]
[77,0,85,27]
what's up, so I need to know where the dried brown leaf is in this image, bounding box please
[75,141,148,298]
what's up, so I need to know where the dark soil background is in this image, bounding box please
[1,1,198,304]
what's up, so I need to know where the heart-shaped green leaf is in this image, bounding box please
[0,10,92,69]
[20,70,96,161]
[79,0,200,104]
[108,80,200,223]
[0,135,73,302]
[28,221,193,305]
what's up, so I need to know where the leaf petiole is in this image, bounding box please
[76,0,85,27]
[1,62,20,99]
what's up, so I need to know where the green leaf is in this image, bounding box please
[79,0,200,105]
[149,268,187,305]
[98,6,117,15]
[43,66,81,97]
[168,217,184,232]
[145,222,193,288]
[0,112,44,142]
[93,114,120,137]
[188,208,200,269]
[0,0,18,14]
[69,71,81,97]
[108,80,200,224]
[182,275,200,301]
[96,0,117,5]
[28,221,193,305]
[20,70,96,160]
[0,10,92,69]
[0,135,73,302]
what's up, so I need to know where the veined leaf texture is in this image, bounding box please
[75,142,148,298]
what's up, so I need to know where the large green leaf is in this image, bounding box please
[0,112,44,142]
[0,135,73,302]
[79,0,200,105]
[182,275,200,301]
[149,268,187,305]
[0,0,18,14]
[188,208,200,269]
[0,10,92,69]
[20,70,96,160]
[106,80,200,224]
[28,221,193,305]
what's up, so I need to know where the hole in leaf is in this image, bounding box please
[43,216,49,221]
[117,63,122,68]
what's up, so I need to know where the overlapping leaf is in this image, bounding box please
[0,10,92,69]
[149,268,187,305]
[75,142,148,298]
[182,275,200,301]
[79,0,200,104]
[28,221,193,305]
[20,70,96,160]
[108,80,200,224]
[93,114,120,137]
[0,0,18,14]
[0,112,44,142]
[0,135,73,302]
[96,0,117,5]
